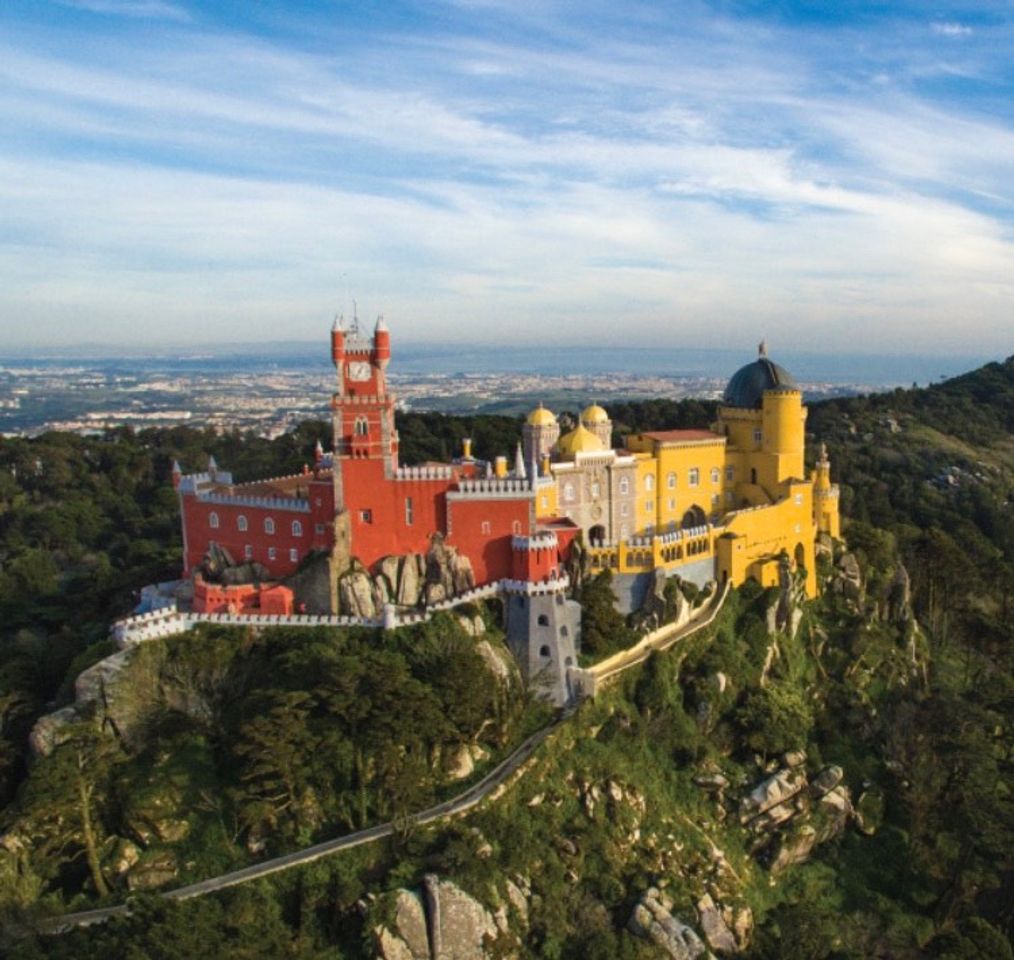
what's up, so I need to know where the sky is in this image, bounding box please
[1,0,1013,358]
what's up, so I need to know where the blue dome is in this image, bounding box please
[723,357,797,409]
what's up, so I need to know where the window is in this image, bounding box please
[794,493,803,505]
[753,428,762,444]
[644,475,654,492]
[512,520,522,534]
[481,520,491,534]
[209,511,219,529]
[646,499,654,512]
[711,467,720,484]
[268,547,276,561]
[560,625,569,637]
[315,523,325,535]
[725,491,734,504]
[405,496,414,525]
[537,614,549,626]
[668,497,676,511]
[667,472,676,489]
[620,503,629,517]
[689,468,700,487]
[244,545,253,560]
[354,417,368,436]
[289,548,299,562]
[539,645,551,658]
[590,481,600,499]
[264,517,275,534]
[540,495,548,509]
[620,524,629,539]
[711,493,720,506]
[726,466,734,482]
[564,482,576,502]
[619,477,629,495]
[292,520,303,536]
[358,510,372,524]
[237,514,248,532]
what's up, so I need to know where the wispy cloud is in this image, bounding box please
[54,0,190,20]
[0,1,1011,355]
[931,21,973,37]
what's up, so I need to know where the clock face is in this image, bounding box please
[347,361,371,382]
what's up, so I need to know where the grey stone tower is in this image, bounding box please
[522,404,560,470]
[504,582,581,707]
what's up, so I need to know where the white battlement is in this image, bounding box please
[394,465,454,482]
[197,492,311,513]
[452,477,534,497]
[512,532,558,551]
[501,575,570,596]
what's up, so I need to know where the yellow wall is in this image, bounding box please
[535,475,558,518]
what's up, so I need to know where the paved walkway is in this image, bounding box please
[41,585,727,934]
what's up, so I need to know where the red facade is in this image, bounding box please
[178,319,574,606]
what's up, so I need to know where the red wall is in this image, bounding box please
[447,497,532,585]
[192,577,294,614]
[182,497,317,578]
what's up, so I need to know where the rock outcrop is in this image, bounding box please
[628,887,714,960]
[374,874,508,960]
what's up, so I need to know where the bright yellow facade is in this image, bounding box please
[522,347,840,599]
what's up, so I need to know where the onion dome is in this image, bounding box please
[555,423,606,458]
[580,403,610,425]
[723,343,797,409]
[526,403,558,427]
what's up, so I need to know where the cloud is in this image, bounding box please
[54,0,190,19]
[931,21,973,37]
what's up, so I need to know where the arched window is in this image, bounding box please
[667,472,676,489]
[560,625,569,637]
[264,517,275,534]
[539,645,551,658]
[619,477,629,495]
[645,474,654,491]
[563,482,575,502]
[237,514,248,532]
[590,481,600,499]
[354,417,368,436]
[512,520,522,534]
[209,511,219,529]
[711,467,720,484]
[537,614,549,626]
[292,520,303,537]
[751,467,758,484]
[688,468,700,487]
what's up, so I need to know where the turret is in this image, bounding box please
[171,460,182,489]
[812,443,841,538]
[331,316,345,366]
[314,439,324,463]
[373,315,390,370]
[513,443,527,480]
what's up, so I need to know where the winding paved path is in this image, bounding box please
[41,585,726,934]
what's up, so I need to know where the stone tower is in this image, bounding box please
[523,404,560,470]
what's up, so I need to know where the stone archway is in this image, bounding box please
[681,505,706,529]
[589,524,606,544]
[794,542,807,572]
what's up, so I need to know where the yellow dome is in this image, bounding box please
[526,403,558,427]
[581,403,610,425]
[556,423,606,458]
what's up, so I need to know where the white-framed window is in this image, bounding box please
[620,524,629,540]
[794,493,803,505]
[512,520,522,534]
[753,428,762,444]
[540,495,548,510]
[481,520,491,534]
[359,510,372,524]
[209,511,219,529]
[711,467,720,484]
[405,496,414,525]
[689,468,700,487]
[268,547,276,560]
[244,544,253,560]
[620,503,629,517]
[667,472,676,489]
[264,517,275,534]
[645,475,654,492]
[619,477,629,495]
[563,482,576,502]
[237,514,248,532]
[290,548,299,562]
[590,481,600,498]
[668,497,676,511]
[354,417,368,436]
[726,466,734,482]
[292,519,303,536]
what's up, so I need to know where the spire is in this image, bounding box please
[485,460,493,479]
[514,442,526,480]
[207,455,218,478]
[171,459,182,475]
[375,314,388,332]
[314,439,324,461]
[758,339,768,358]
[333,313,346,332]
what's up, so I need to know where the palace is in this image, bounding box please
[176,317,839,622]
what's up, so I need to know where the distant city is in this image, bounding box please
[0,341,991,438]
